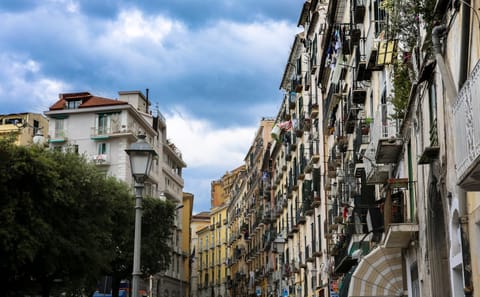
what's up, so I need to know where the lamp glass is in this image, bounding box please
[273,238,286,252]
[129,151,153,179]
[125,135,157,182]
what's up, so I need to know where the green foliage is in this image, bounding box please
[141,197,175,275]
[381,0,437,51]
[0,141,175,297]
[390,59,412,120]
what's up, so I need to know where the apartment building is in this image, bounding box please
[197,223,212,297]
[302,0,479,296]
[425,0,480,295]
[43,90,187,297]
[195,166,245,297]
[0,112,48,145]
[196,0,480,296]
[191,211,211,297]
[225,166,249,297]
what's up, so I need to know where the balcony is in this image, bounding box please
[453,59,480,190]
[294,114,308,137]
[364,140,391,184]
[92,154,110,166]
[295,207,306,225]
[418,118,440,164]
[383,191,419,247]
[306,245,315,262]
[364,21,388,71]
[354,124,370,177]
[49,130,68,143]
[293,77,304,93]
[310,102,319,118]
[344,97,361,134]
[370,104,403,164]
[323,83,343,129]
[288,91,297,109]
[90,124,136,141]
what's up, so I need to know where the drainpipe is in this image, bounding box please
[458,2,473,295]
[431,25,457,101]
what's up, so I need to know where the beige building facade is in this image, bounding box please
[0,112,48,145]
[193,1,480,297]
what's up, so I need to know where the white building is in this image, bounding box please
[44,90,187,297]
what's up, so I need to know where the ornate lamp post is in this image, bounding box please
[125,134,157,297]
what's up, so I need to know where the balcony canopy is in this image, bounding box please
[348,246,403,297]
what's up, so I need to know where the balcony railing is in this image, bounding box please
[453,59,480,190]
[49,130,67,143]
[92,154,110,165]
[344,96,361,134]
[90,124,137,139]
[367,103,403,164]
[384,190,419,248]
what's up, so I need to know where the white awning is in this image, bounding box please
[348,246,404,297]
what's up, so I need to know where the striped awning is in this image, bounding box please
[348,246,404,297]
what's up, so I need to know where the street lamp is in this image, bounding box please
[125,134,158,297]
[273,237,286,254]
[273,237,286,297]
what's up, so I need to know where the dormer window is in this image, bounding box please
[67,100,82,109]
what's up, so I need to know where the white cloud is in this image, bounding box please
[172,19,299,75]
[93,10,298,79]
[0,54,70,112]
[164,106,265,213]
[164,106,256,169]
[105,9,185,45]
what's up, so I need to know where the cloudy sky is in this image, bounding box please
[0,0,302,213]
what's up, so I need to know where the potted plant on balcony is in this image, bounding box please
[361,117,373,135]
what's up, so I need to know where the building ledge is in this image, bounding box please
[384,223,418,248]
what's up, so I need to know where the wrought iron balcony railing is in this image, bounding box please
[453,59,480,190]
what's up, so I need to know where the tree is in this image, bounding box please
[0,137,132,296]
[108,196,176,297]
[0,137,177,297]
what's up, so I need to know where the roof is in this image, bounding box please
[49,92,128,110]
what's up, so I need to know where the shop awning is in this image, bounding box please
[348,246,404,297]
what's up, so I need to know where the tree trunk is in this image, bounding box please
[111,274,120,297]
[41,279,52,297]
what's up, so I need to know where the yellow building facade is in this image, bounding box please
[182,193,194,297]
[0,112,48,146]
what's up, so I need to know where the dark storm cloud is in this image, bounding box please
[77,0,300,26]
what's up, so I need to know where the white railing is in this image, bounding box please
[92,154,108,164]
[364,102,398,180]
[453,59,480,181]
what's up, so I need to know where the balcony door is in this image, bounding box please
[97,114,111,135]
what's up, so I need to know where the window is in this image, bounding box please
[5,118,23,125]
[428,81,438,145]
[296,57,302,75]
[176,255,179,272]
[54,119,64,138]
[33,120,40,136]
[411,262,420,297]
[97,114,110,134]
[97,142,108,155]
[67,144,79,154]
[67,100,82,109]
[373,0,386,35]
